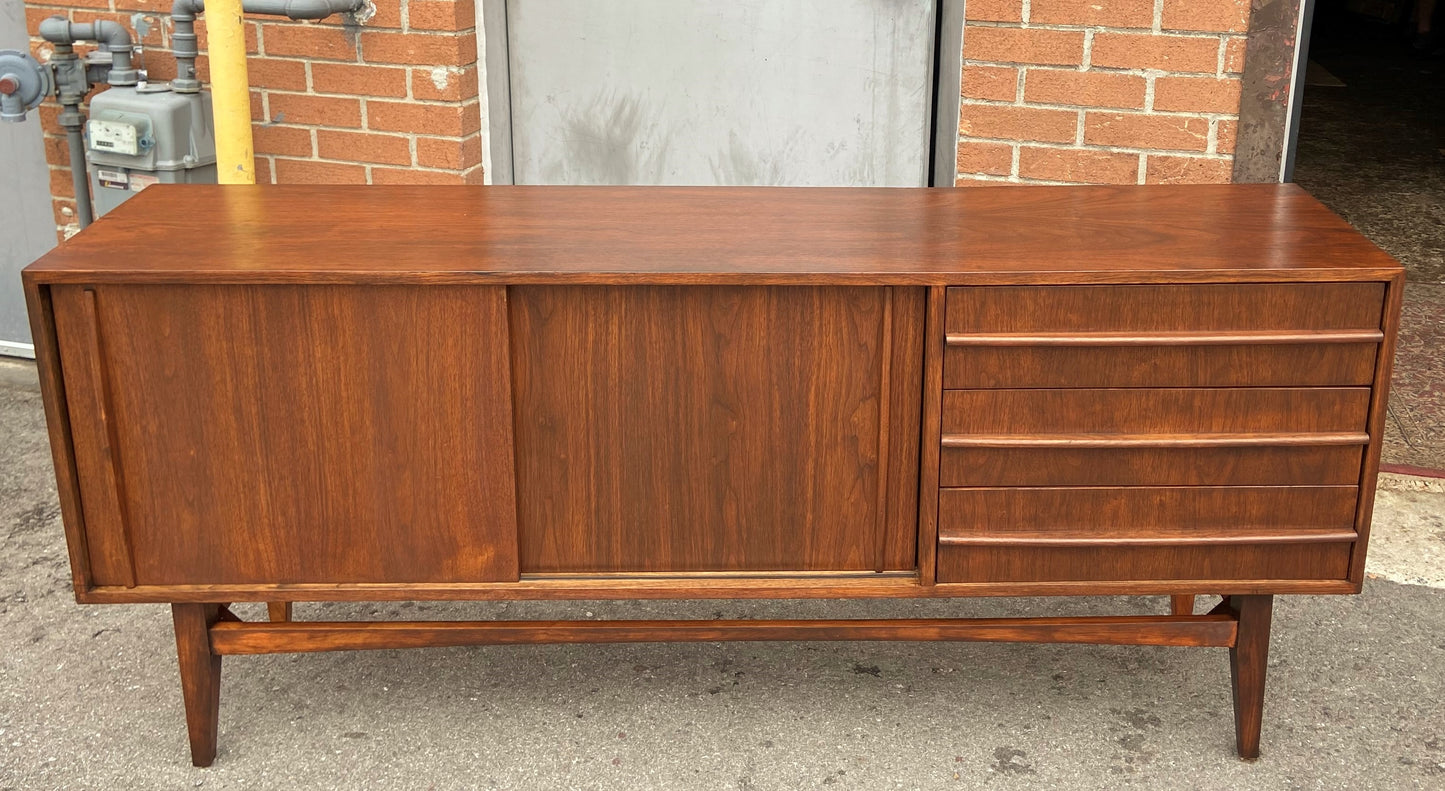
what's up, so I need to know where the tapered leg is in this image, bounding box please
[1228,594,1274,760]
[172,603,223,767]
[1170,595,1195,616]
[266,602,293,622]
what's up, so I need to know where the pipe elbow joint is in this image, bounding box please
[40,18,135,50]
[171,0,205,23]
[93,19,135,51]
[38,17,137,86]
[91,20,139,86]
[282,0,366,21]
[37,16,76,45]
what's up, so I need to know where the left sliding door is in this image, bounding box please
[46,284,519,587]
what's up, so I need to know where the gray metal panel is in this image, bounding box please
[1281,0,1315,182]
[931,0,964,187]
[1,0,57,356]
[502,0,937,187]
[480,0,513,184]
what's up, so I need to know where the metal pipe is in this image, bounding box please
[171,0,364,93]
[170,1,203,93]
[44,38,95,228]
[173,0,362,20]
[37,17,137,86]
[169,0,363,182]
[64,121,93,228]
[205,0,254,183]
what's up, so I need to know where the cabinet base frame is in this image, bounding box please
[172,595,1274,766]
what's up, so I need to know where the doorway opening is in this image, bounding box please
[1290,0,1445,473]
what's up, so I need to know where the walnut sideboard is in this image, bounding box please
[23,183,1403,765]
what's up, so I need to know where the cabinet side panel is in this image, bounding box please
[511,285,889,572]
[95,284,519,585]
[1349,274,1406,586]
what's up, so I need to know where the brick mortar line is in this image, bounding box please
[302,87,478,102]
[957,174,1099,186]
[965,20,1242,37]
[960,97,1238,120]
[259,88,480,108]
[257,120,477,141]
[279,127,413,141]
[958,136,1232,158]
[963,59,1245,79]
[222,53,480,68]
[272,155,462,174]
[958,170,1231,185]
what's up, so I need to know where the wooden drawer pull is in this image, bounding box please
[938,531,1359,547]
[945,330,1384,347]
[940,432,1370,449]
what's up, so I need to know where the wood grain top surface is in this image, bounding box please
[24,183,1402,285]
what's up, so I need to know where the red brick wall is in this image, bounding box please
[956,0,1249,185]
[22,1,1261,240]
[24,0,481,240]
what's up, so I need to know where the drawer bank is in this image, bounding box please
[23,184,1403,765]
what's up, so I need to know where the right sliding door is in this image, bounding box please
[509,285,924,573]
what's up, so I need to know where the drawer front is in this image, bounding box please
[941,388,1370,436]
[940,444,1364,487]
[936,544,1353,583]
[937,486,1359,541]
[945,283,1386,334]
[943,342,1378,389]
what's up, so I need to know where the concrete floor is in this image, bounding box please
[2,365,1444,790]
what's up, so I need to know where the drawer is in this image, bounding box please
[936,543,1353,583]
[940,388,1371,436]
[943,342,1379,388]
[934,485,1359,584]
[945,283,1386,335]
[936,486,1360,542]
[939,444,1365,487]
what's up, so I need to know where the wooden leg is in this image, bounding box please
[172,603,223,767]
[266,602,293,622]
[1170,595,1195,616]
[1228,594,1274,760]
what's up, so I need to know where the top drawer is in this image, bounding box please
[945,283,1386,334]
[944,283,1386,389]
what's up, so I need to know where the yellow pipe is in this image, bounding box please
[206,0,255,185]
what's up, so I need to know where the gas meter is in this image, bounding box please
[85,85,217,216]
